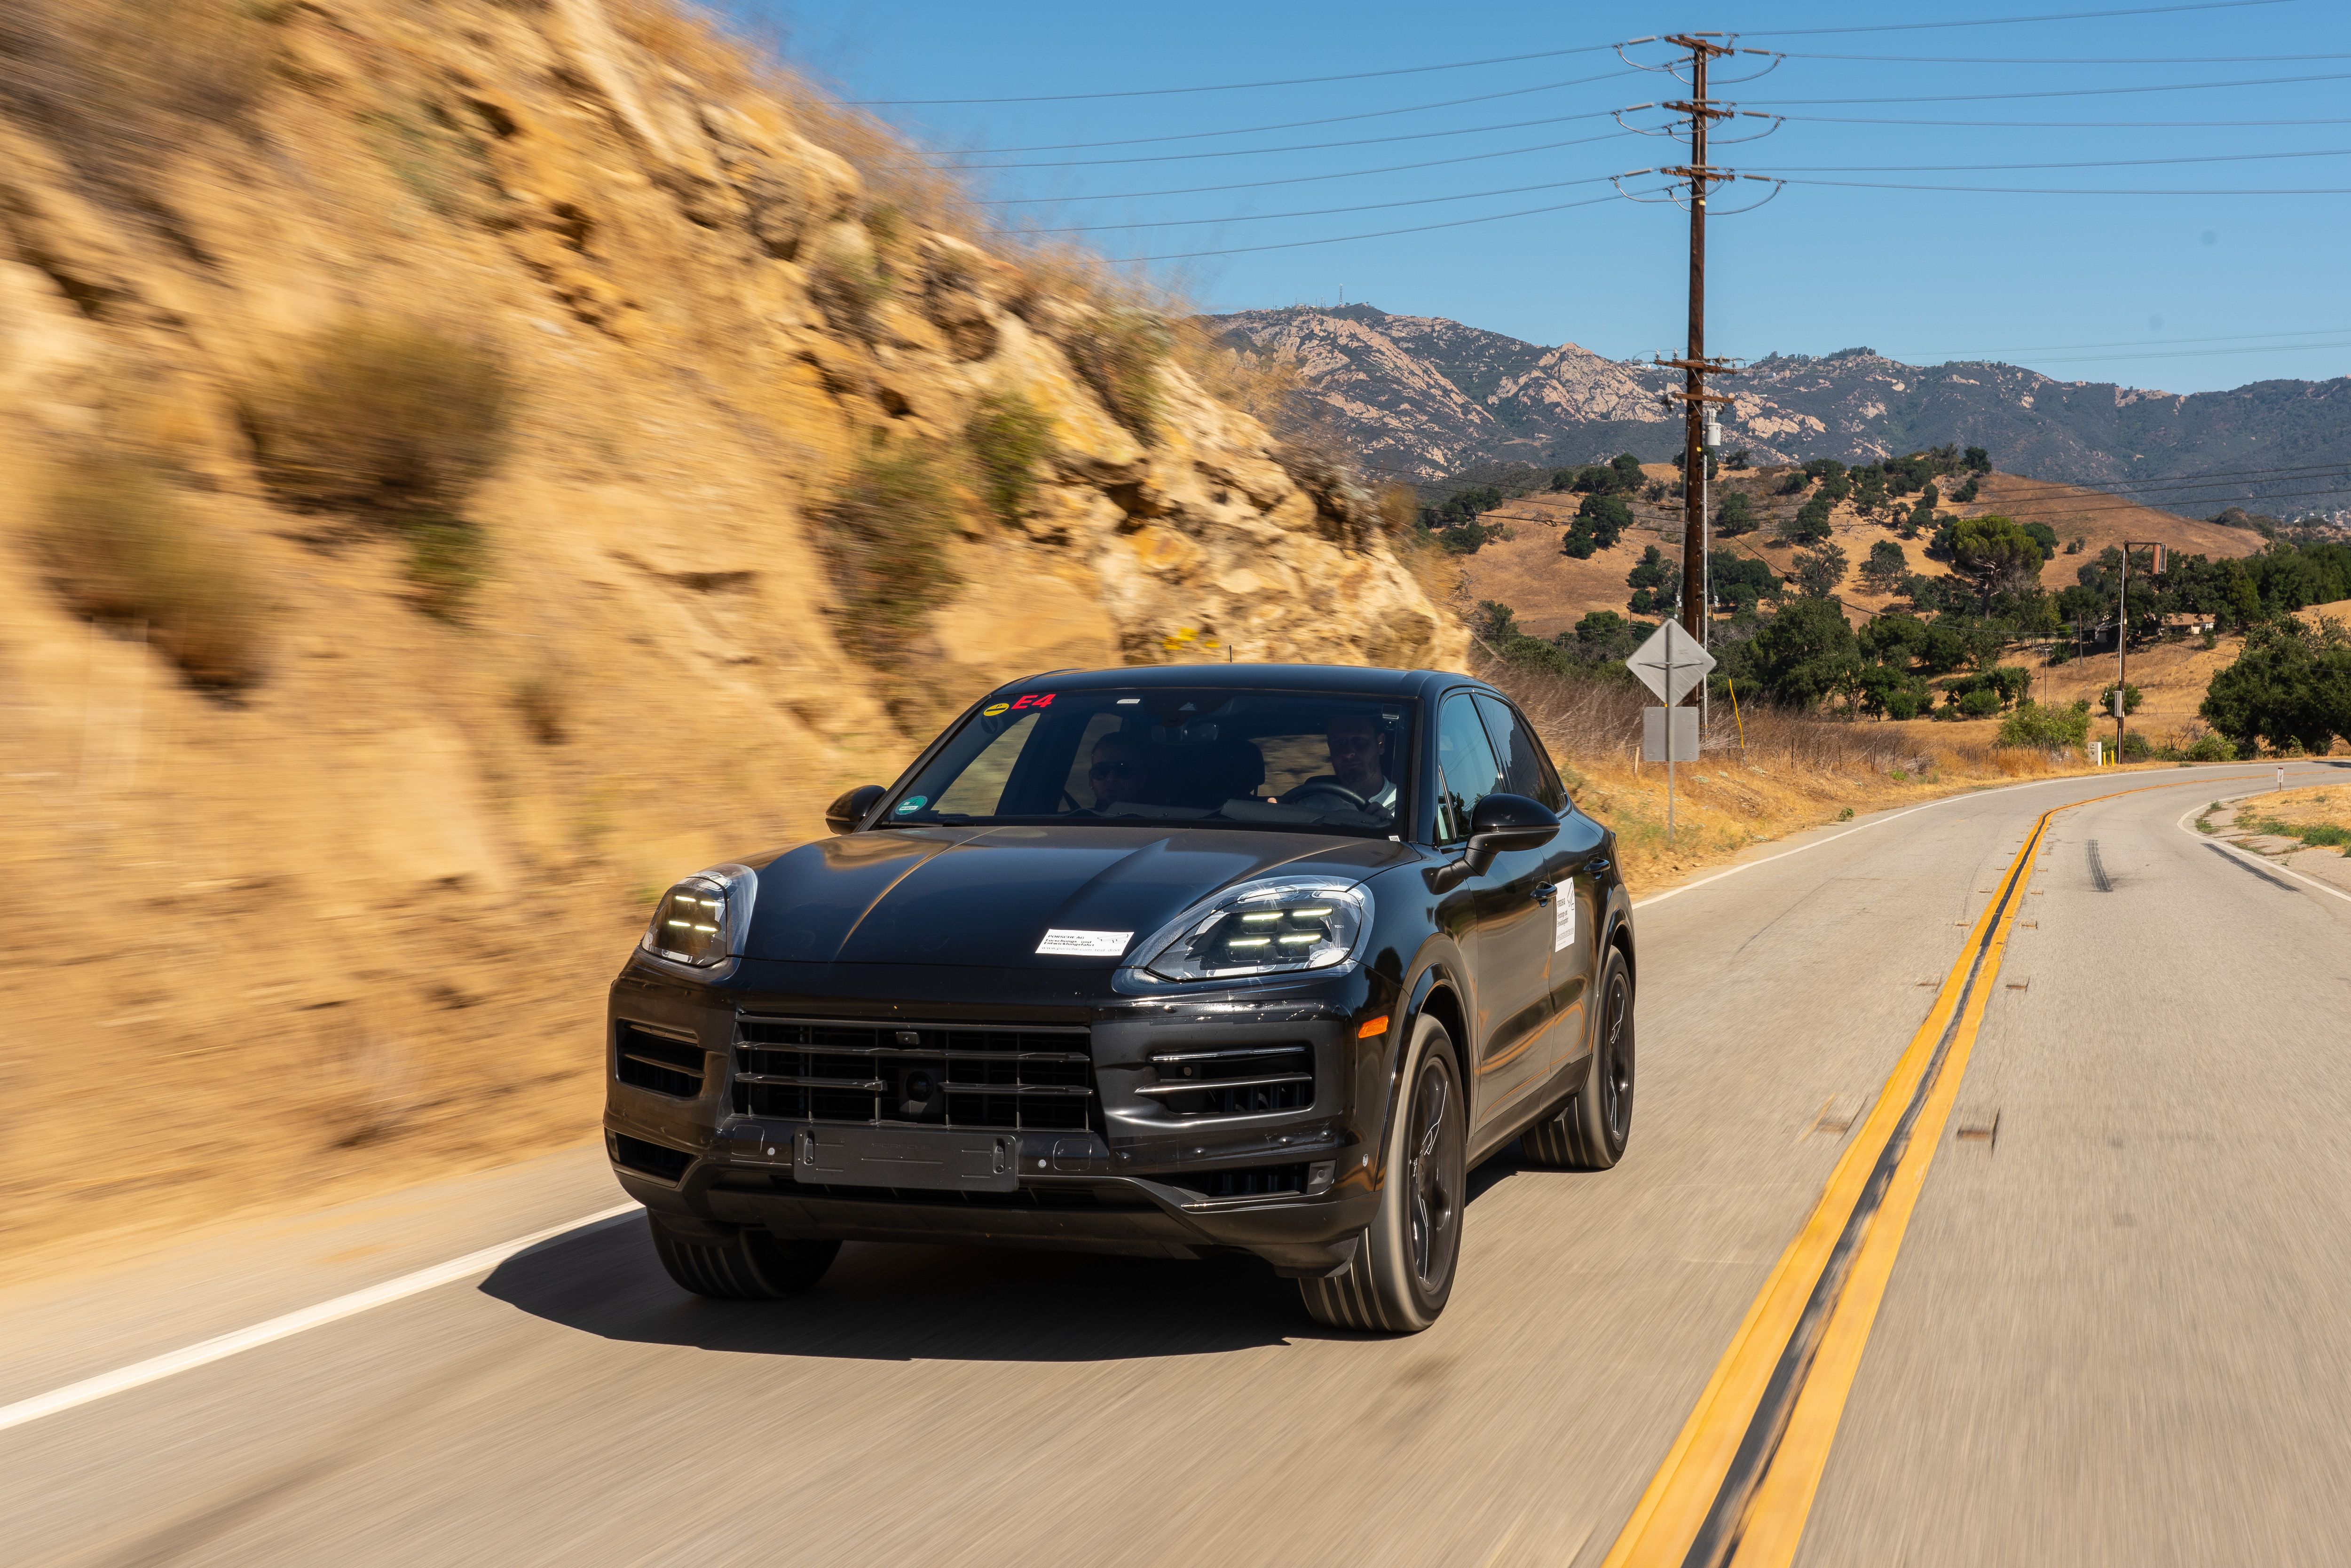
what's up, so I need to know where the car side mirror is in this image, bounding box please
[825,784,887,835]
[1426,793,1560,892]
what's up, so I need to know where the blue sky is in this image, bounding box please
[721,0,2350,394]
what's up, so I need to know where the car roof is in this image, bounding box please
[985,663,1483,701]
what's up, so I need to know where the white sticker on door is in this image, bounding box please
[1554,890,1575,953]
[1036,929,1133,957]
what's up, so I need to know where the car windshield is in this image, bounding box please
[881,686,1415,836]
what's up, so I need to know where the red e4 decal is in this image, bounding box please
[1010,692,1056,709]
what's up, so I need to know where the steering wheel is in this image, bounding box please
[1283,781,1370,812]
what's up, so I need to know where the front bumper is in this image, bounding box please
[601,958,1397,1275]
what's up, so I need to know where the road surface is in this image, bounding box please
[5,762,2347,1568]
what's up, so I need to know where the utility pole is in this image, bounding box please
[1654,34,1741,727]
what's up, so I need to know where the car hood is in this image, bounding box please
[742,826,1407,968]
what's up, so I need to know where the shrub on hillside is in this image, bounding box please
[1067,308,1171,443]
[2097,681,2144,716]
[1859,538,1908,593]
[1626,545,1679,617]
[814,445,962,664]
[1791,542,1847,599]
[1785,492,1835,545]
[244,316,510,519]
[39,451,269,687]
[1716,489,1758,536]
[2201,617,2351,755]
[967,391,1051,524]
[1563,491,1632,558]
[1996,699,2091,751]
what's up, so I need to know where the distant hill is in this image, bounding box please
[1452,466,2266,643]
[1204,304,2351,515]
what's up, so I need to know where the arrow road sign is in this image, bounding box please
[1626,619,1716,707]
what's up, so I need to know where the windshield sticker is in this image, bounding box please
[1010,692,1057,710]
[982,702,1010,717]
[895,796,928,816]
[1035,928,1133,957]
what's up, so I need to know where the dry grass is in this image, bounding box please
[1482,654,2093,892]
[243,315,510,519]
[37,450,271,688]
[2231,785,2351,852]
[813,441,964,668]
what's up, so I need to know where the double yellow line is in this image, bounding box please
[1601,782,2174,1568]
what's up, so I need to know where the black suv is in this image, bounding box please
[605,664,1634,1332]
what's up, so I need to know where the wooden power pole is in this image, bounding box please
[1654,34,1742,694]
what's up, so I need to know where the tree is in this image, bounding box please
[2096,681,2144,716]
[2226,559,2263,627]
[1787,492,1836,544]
[2201,618,2351,754]
[1792,542,1848,599]
[1859,538,1909,593]
[2020,520,2059,559]
[1997,699,2091,751]
[1964,445,1993,474]
[1945,514,2050,606]
[1572,609,1643,662]
[1627,545,1680,617]
[1562,491,1633,557]
[1776,469,1812,496]
[1711,552,1779,614]
[1473,601,1521,641]
[1950,475,1980,504]
[1745,596,1861,709]
[1725,449,1751,469]
[1851,465,1888,514]
[1717,489,1758,536]
[1610,452,1647,492]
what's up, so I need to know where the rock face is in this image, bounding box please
[1207,305,2351,513]
[0,0,1460,1258]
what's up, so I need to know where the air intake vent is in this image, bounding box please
[611,1133,692,1182]
[732,1016,1097,1134]
[1192,1163,1310,1200]
[616,1024,706,1098]
[1139,1044,1313,1117]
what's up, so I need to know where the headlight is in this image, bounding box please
[640,864,757,969]
[1134,877,1372,983]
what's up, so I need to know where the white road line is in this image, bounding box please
[2177,793,2351,905]
[1631,762,2331,912]
[0,1201,641,1436]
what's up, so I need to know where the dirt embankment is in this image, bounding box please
[0,0,1464,1267]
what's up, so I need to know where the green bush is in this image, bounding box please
[39,451,269,687]
[1067,308,1171,443]
[966,391,1051,524]
[814,445,962,664]
[2185,731,2237,761]
[1564,491,1632,557]
[404,516,484,621]
[1996,699,2091,750]
[1957,686,2000,718]
[245,316,509,519]
[2097,682,2144,716]
[1716,489,1758,536]
[2117,728,2152,761]
[1787,492,1835,544]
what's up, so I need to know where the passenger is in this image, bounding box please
[1087,732,1150,811]
[1285,714,1397,812]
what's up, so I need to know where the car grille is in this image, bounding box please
[611,1133,693,1182]
[1138,1043,1314,1117]
[1191,1163,1310,1199]
[615,1023,706,1098]
[731,1016,1098,1134]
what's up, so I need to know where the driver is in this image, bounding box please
[1087,733,1150,810]
[1284,714,1397,812]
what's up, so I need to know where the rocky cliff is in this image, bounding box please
[1208,304,2351,513]
[0,0,1462,1258]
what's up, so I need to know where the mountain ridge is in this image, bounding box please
[1207,303,2351,513]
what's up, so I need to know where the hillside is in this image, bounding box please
[1453,467,2263,640]
[0,0,1461,1261]
[1207,304,2351,513]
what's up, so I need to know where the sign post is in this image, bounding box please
[1627,620,1716,841]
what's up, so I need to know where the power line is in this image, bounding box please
[850,41,1619,105]
[978,129,1637,205]
[922,71,1635,158]
[1118,188,1665,262]
[1764,145,2351,173]
[1971,340,2351,367]
[1786,112,2351,127]
[1751,69,2351,106]
[931,106,1630,171]
[1791,51,2351,64]
[1777,177,2351,194]
[1750,0,2288,37]
[1901,325,2351,355]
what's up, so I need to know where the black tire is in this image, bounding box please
[1523,943,1634,1171]
[647,1213,839,1300]
[1300,1014,1467,1333]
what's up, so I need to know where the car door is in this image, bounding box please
[1475,693,1605,1092]
[1434,692,1554,1135]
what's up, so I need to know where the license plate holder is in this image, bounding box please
[791,1126,1021,1193]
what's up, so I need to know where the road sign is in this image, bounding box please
[1626,618,1716,706]
[1644,706,1701,763]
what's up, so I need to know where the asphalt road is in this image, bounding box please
[6,761,2347,1568]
